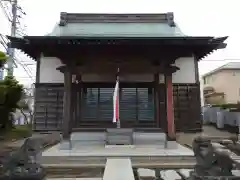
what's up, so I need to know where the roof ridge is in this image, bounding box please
[59,12,175,26]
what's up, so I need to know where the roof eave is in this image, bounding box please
[7,36,228,61]
[196,36,228,60]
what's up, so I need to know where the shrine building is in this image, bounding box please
[8,12,227,144]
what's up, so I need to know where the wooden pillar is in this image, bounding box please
[62,70,73,140]
[165,73,176,141]
[154,73,160,128]
[76,74,82,127]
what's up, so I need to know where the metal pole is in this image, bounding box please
[7,0,17,76]
[0,68,3,80]
[117,119,120,128]
[116,68,120,129]
[238,125,240,142]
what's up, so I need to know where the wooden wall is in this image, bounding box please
[173,84,202,132]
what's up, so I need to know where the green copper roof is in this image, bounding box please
[46,13,185,37]
[48,22,185,37]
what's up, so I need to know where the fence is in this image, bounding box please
[202,106,240,132]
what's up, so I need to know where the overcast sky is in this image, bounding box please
[0,0,240,85]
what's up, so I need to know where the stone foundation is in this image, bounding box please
[58,131,167,150]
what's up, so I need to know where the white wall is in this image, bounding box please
[172,57,196,83]
[199,78,205,106]
[39,57,64,83]
[39,56,196,83]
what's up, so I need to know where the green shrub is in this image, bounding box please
[0,76,24,131]
[211,104,221,107]
[10,125,32,138]
[229,108,240,112]
[218,103,240,111]
[0,51,8,68]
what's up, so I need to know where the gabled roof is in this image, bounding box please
[202,62,240,78]
[7,12,228,60]
[47,12,185,37]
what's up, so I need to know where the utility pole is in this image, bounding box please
[7,0,17,76]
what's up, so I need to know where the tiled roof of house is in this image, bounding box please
[202,62,240,77]
[220,62,240,69]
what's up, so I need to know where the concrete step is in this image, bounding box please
[72,140,106,147]
[46,166,103,178]
[47,178,102,180]
[71,132,106,141]
[68,130,166,146]
[69,132,107,147]
[133,132,166,145]
[41,156,196,169]
[103,158,134,180]
[106,128,133,145]
[137,168,190,180]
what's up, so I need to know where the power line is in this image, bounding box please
[0,34,17,67]
[0,0,17,77]
[0,0,35,83]
[0,34,34,81]
[0,0,11,22]
[6,0,17,76]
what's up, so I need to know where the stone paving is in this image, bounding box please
[176,125,235,147]
[1,126,238,179]
[42,142,193,157]
[47,178,102,180]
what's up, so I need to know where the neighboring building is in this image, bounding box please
[202,62,240,104]
[8,12,227,146]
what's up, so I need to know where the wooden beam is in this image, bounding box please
[154,73,160,128]
[62,70,73,140]
[165,73,176,141]
[54,46,184,64]
[57,64,179,74]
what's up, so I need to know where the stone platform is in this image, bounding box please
[59,131,167,150]
[41,141,195,169]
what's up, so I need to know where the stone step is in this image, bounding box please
[106,128,133,145]
[42,157,196,169]
[72,140,106,147]
[138,168,186,180]
[68,131,166,146]
[71,132,106,141]
[46,167,103,178]
[133,132,166,145]
[107,138,132,145]
[103,158,135,180]
[176,169,193,178]
[47,178,101,180]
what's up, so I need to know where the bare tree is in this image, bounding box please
[17,89,33,125]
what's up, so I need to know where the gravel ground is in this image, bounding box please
[177,125,236,147]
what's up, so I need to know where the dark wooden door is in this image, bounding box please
[73,82,157,128]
